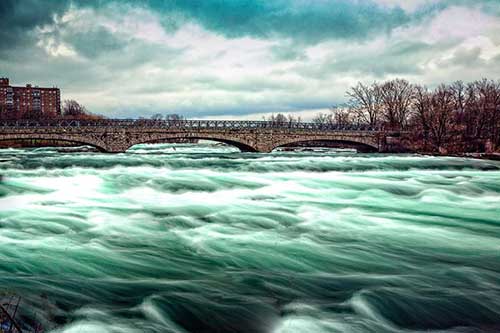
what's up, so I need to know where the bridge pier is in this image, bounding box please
[378,135,411,153]
[251,143,274,153]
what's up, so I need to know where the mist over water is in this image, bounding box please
[1,143,500,333]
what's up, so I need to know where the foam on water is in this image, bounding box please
[1,143,500,332]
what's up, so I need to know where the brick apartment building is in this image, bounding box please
[0,78,61,119]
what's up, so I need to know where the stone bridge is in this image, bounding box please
[0,119,406,153]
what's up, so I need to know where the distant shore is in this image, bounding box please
[422,152,500,161]
[454,153,500,161]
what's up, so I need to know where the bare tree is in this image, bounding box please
[428,84,455,151]
[274,113,288,125]
[475,79,500,140]
[63,100,87,117]
[264,113,288,125]
[343,77,500,153]
[346,82,382,126]
[287,114,301,126]
[150,113,163,120]
[312,112,333,125]
[165,114,185,121]
[331,106,353,126]
[412,85,432,150]
[450,81,467,113]
[378,79,415,129]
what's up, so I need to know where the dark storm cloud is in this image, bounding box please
[0,0,414,55]
[0,0,68,32]
[0,0,69,55]
[149,0,410,43]
[1,0,499,55]
[0,0,127,59]
[62,27,124,58]
[0,0,495,58]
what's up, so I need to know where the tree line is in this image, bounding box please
[60,100,104,120]
[345,78,500,153]
[60,101,185,121]
[266,78,500,154]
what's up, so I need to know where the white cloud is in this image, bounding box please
[422,6,499,43]
[36,36,78,58]
[199,108,332,121]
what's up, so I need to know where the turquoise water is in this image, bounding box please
[1,143,500,332]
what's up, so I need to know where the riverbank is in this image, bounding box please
[420,152,500,161]
[461,152,500,161]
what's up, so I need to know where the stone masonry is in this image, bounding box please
[0,121,405,153]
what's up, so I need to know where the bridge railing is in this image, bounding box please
[0,119,382,132]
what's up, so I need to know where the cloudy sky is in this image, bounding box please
[1,0,500,119]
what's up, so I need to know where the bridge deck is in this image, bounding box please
[0,119,382,132]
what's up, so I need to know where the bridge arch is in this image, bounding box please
[0,134,109,152]
[272,137,379,153]
[126,134,259,152]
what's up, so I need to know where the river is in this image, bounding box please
[1,143,499,333]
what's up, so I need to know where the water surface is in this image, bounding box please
[1,143,500,332]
